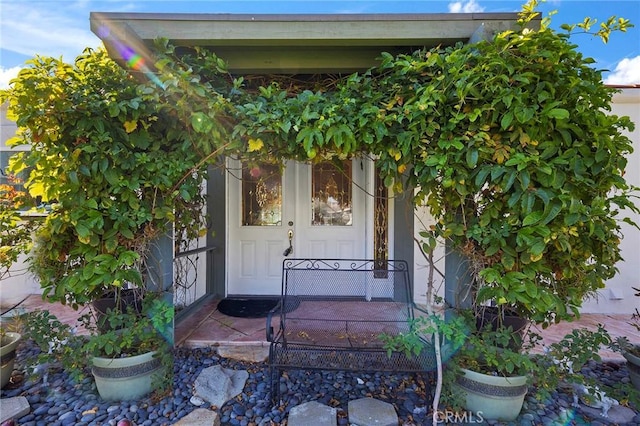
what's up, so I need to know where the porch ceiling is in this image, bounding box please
[89,12,531,74]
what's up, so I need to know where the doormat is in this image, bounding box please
[217,298,286,318]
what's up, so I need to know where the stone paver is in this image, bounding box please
[172,408,220,426]
[348,397,398,426]
[579,404,636,424]
[193,365,249,409]
[0,396,30,423]
[216,344,269,362]
[288,401,337,426]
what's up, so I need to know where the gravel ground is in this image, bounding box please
[2,341,640,425]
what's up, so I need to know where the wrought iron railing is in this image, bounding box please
[173,245,215,314]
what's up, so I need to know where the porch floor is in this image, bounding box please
[6,295,640,362]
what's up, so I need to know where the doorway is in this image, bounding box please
[226,158,375,295]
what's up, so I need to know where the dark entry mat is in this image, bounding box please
[217,298,281,318]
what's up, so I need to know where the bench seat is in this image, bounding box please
[266,259,436,404]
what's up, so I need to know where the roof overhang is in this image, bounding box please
[90,12,536,74]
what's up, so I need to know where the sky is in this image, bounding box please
[0,0,639,89]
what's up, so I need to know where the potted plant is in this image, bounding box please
[0,329,21,389]
[85,294,173,401]
[382,311,537,421]
[91,287,145,332]
[20,295,173,401]
[443,316,538,421]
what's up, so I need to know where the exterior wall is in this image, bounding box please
[581,87,640,314]
[0,103,41,308]
[412,201,445,306]
[414,87,640,315]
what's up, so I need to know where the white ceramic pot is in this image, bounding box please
[455,368,528,421]
[91,350,163,401]
[1,332,21,389]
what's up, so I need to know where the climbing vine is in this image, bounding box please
[150,1,637,325]
[1,50,207,307]
[1,1,636,324]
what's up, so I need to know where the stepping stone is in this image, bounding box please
[288,401,337,426]
[217,344,269,363]
[0,396,30,423]
[173,408,220,426]
[194,365,249,409]
[348,397,398,426]
[579,403,636,424]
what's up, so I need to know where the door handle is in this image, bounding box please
[283,229,293,256]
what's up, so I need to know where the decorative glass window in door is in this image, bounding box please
[242,162,282,226]
[311,160,352,226]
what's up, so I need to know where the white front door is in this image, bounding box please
[227,158,373,296]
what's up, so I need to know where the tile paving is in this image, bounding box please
[3,294,639,423]
[4,294,639,361]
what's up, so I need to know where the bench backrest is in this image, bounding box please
[282,258,412,302]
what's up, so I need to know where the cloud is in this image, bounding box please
[0,2,101,66]
[604,56,640,85]
[0,66,22,90]
[448,0,485,13]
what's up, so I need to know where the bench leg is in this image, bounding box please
[269,365,282,406]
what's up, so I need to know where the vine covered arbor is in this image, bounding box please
[3,3,634,331]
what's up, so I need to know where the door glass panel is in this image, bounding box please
[311,160,352,226]
[242,162,282,226]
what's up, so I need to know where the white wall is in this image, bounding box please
[581,87,640,314]
[0,103,41,309]
[412,202,445,307]
[414,87,640,314]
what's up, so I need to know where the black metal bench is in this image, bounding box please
[266,258,436,403]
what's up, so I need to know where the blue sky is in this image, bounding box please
[1,0,639,88]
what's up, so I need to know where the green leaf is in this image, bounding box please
[474,167,490,186]
[76,222,90,239]
[525,281,538,298]
[540,201,563,225]
[530,241,546,256]
[108,103,120,118]
[466,149,479,168]
[523,211,543,226]
[191,112,213,133]
[501,111,514,129]
[68,171,79,185]
[547,108,569,120]
[515,107,535,124]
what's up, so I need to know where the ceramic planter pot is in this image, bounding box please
[623,347,640,391]
[91,350,163,401]
[1,332,21,389]
[455,368,528,421]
